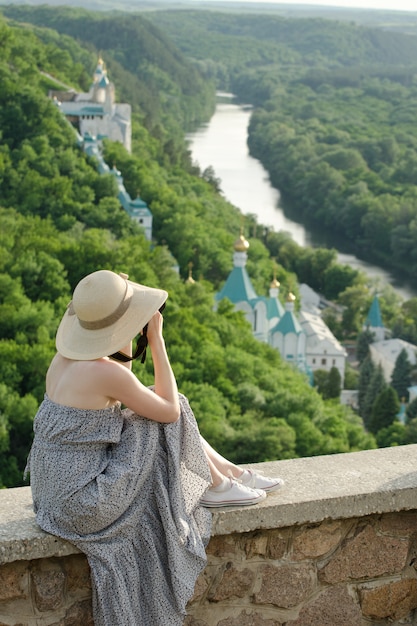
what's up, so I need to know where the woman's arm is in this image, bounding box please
[146,311,179,414]
[98,311,180,423]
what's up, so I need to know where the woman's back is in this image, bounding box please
[46,353,120,410]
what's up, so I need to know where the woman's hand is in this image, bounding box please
[146,311,164,346]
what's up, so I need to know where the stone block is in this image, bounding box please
[207,535,239,558]
[288,584,362,626]
[321,524,409,583]
[360,578,417,621]
[62,554,91,594]
[31,559,65,612]
[184,616,209,626]
[0,562,27,602]
[253,563,315,609]
[208,563,255,602]
[50,599,94,626]
[218,610,282,625]
[190,571,210,603]
[244,533,268,559]
[379,512,417,536]
[267,530,288,560]
[292,520,345,561]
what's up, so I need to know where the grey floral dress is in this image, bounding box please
[29,393,212,626]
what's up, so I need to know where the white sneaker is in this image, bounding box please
[239,468,284,493]
[200,477,267,508]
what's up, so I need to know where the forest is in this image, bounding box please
[140,9,417,285]
[0,10,386,489]
[2,6,417,489]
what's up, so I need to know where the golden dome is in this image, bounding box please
[185,262,195,285]
[270,277,280,289]
[234,233,249,252]
[287,292,296,302]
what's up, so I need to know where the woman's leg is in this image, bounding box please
[201,436,284,494]
[206,454,230,487]
[201,438,243,481]
[201,439,267,507]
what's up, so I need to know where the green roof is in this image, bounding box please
[271,310,303,335]
[215,266,257,303]
[98,75,109,88]
[267,297,284,320]
[130,197,148,208]
[365,295,383,328]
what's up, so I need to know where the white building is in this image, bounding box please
[215,233,345,383]
[369,338,417,382]
[82,139,153,241]
[51,58,132,153]
[214,232,284,343]
[299,283,321,314]
[270,293,307,371]
[299,309,347,382]
[51,61,152,240]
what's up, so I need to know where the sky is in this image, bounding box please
[202,0,417,12]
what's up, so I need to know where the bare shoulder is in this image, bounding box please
[46,354,137,409]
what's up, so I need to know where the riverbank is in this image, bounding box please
[187,96,416,301]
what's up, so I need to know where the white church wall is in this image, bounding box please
[253,301,268,341]
[306,353,345,382]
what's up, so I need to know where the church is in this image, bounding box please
[215,231,347,383]
[50,58,132,153]
[50,59,153,240]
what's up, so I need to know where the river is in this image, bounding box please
[186,94,415,301]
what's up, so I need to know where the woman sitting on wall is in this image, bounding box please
[28,269,283,626]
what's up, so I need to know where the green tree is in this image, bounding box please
[376,422,405,448]
[406,397,417,422]
[313,369,329,399]
[344,363,359,390]
[358,356,375,420]
[391,348,412,402]
[338,285,371,337]
[356,329,375,364]
[362,363,386,429]
[314,367,341,400]
[369,386,400,435]
[327,367,342,400]
[404,417,417,444]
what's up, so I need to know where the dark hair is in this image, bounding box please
[110,302,166,363]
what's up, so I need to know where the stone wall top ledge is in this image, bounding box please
[2,445,417,564]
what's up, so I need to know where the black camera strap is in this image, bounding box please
[109,302,165,364]
[110,332,148,363]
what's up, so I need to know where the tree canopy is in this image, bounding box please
[0,9,380,488]
[145,9,417,287]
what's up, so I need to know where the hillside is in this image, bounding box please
[142,10,417,284]
[2,6,215,138]
[0,11,380,487]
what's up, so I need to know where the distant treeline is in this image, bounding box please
[144,9,417,284]
[2,5,216,139]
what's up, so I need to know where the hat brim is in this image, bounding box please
[56,280,168,360]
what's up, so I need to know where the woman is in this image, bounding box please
[28,270,283,626]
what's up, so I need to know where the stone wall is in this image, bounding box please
[0,553,93,626]
[2,445,417,625]
[2,512,417,625]
[187,512,417,625]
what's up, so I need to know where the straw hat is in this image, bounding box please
[56,270,168,360]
